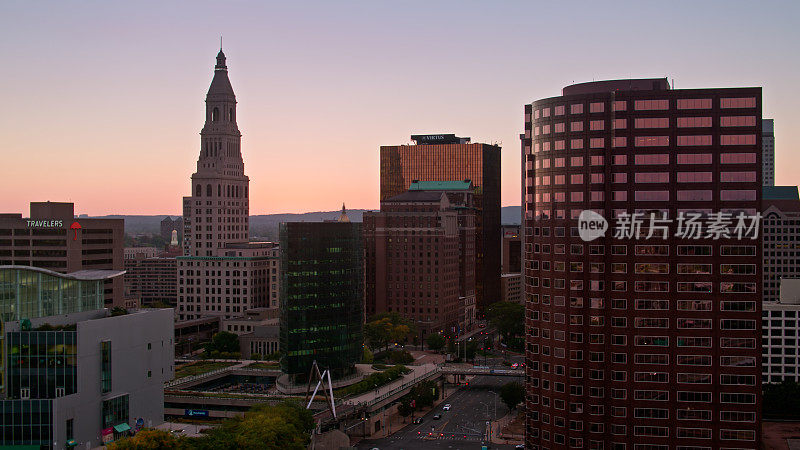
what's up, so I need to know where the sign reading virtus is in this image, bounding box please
[577,210,760,242]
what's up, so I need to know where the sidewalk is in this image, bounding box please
[363,376,458,440]
[344,363,439,406]
[490,410,524,445]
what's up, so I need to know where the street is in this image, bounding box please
[357,376,521,450]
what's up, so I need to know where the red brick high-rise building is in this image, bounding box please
[364,180,477,339]
[523,79,762,449]
[380,135,500,313]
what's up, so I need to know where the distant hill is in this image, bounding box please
[501,206,522,225]
[91,206,522,239]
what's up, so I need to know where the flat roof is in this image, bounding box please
[409,180,472,191]
[764,186,799,201]
[410,134,471,145]
[562,78,670,96]
[0,265,125,281]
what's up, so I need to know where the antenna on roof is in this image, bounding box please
[220,35,223,51]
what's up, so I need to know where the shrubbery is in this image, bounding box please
[339,364,410,396]
[374,349,414,364]
[109,400,314,450]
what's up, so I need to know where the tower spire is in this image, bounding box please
[215,44,227,71]
[338,203,350,222]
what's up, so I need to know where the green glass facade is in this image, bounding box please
[279,222,363,379]
[0,399,52,448]
[100,341,111,394]
[0,268,104,322]
[7,331,78,399]
[0,267,116,449]
[101,395,129,429]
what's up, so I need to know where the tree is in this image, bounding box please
[361,346,374,363]
[110,306,128,317]
[486,301,524,342]
[195,400,314,450]
[108,429,189,450]
[409,380,438,408]
[205,331,239,354]
[397,398,413,422]
[500,381,525,410]
[426,333,446,352]
[364,312,416,351]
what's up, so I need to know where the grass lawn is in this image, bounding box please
[174,361,235,379]
[244,361,280,370]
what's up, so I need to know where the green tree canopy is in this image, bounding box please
[206,331,239,354]
[108,429,189,450]
[398,398,413,420]
[409,380,438,408]
[500,381,525,410]
[486,301,524,341]
[110,401,313,450]
[364,312,416,351]
[426,333,446,352]
[195,400,314,450]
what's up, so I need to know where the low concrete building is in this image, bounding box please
[501,272,523,304]
[763,279,800,384]
[239,324,280,359]
[220,307,278,335]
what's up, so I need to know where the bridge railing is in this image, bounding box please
[165,367,232,388]
[316,364,443,423]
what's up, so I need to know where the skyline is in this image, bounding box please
[1,0,799,215]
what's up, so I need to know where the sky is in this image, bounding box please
[1,0,798,216]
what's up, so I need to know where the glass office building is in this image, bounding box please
[0,267,104,322]
[0,266,171,450]
[279,222,363,380]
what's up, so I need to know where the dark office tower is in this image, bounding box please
[380,134,500,312]
[279,221,363,381]
[762,119,775,186]
[502,224,522,273]
[523,79,763,449]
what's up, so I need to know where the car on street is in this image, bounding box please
[442,404,451,411]
[433,414,441,420]
[412,417,423,424]
[515,445,525,449]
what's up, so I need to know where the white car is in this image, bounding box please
[442,404,451,411]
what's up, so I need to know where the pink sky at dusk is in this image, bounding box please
[1,1,798,216]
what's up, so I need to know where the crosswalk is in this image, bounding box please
[414,430,484,441]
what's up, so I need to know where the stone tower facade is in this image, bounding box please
[183,49,250,256]
[177,49,280,323]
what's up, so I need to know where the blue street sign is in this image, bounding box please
[184,409,209,417]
